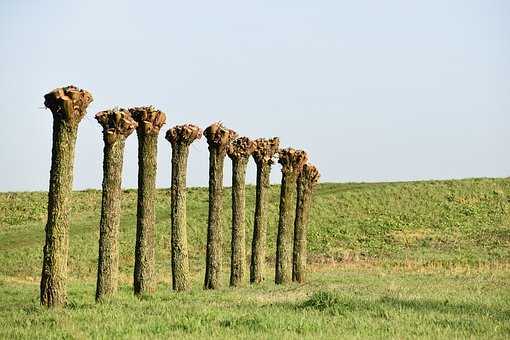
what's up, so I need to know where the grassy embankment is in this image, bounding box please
[0,178,509,338]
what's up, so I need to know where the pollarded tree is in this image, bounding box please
[227,137,255,287]
[292,163,320,283]
[275,148,308,284]
[40,85,93,307]
[203,122,238,290]
[165,124,202,291]
[95,108,137,301]
[249,137,279,284]
[129,106,166,296]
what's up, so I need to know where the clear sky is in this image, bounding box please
[1,0,508,191]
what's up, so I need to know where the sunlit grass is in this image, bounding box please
[0,178,509,338]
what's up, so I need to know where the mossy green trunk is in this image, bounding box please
[250,163,270,284]
[230,158,248,287]
[133,133,157,295]
[292,176,314,283]
[275,172,298,284]
[204,148,225,289]
[40,119,78,307]
[170,143,191,291]
[96,139,125,301]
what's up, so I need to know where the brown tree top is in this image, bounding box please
[44,85,93,125]
[95,108,138,144]
[227,137,255,160]
[278,148,308,175]
[252,137,280,165]
[300,163,320,186]
[165,124,202,146]
[129,106,166,135]
[203,122,238,151]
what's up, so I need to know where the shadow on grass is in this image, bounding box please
[298,291,510,322]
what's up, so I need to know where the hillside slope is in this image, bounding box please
[1,178,509,339]
[1,178,508,281]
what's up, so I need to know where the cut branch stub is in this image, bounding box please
[44,85,93,126]
[95,108,138,144]
[252,137,280,165]
[278,148,308,175]
[165,124,203,145]
[203,122,238,151]
[300,163,320,186]
[227,137,255,160]
[129,106,166,135]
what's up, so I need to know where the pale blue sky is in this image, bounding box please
[1,0,508,191]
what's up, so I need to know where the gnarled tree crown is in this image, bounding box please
[95,108,138,144]
[252,137,280,165]
[166,124,202,146]
[203,122,238,151]
[129,106,166,135]
[278,148,308,175]
[227,137,255,160]
[299,163,320,186]
[44,85,93,125]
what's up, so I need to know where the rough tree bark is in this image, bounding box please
[275,148,308,284]
[227,137,255,287]
[249,137,279,284]
[165,124,202,291]
[129,106,166,296]
[40,85,93,307]
[292,164,320,283]
[203,122,238,290]
[95,109,137,302]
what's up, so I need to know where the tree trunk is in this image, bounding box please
[292,164,319,283]
[41,85,92,308]
[204,147,225,289]
[250,162,270,283]
[275,171,298,284]
[230,157,248,287]
[292,176,313,283]
[96,139,125,301]
[40,119,77,307]
[133,133,157,295]
[170,143,191,291]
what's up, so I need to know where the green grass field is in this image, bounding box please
[1,178,509,339]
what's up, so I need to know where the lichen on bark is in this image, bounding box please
[227,137,255,287]
[249,137,279,284]
[203,122,238,290]
[275,148,308,284]
[95,108,137,302]
[129,106,166,296]
[292,163,320,283]
[166,124,202,291]
[41,85,92,308]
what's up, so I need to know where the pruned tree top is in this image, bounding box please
[203,122,238,150]
[165,124,202,146]
[95,108,138,144]
[278,148,308,174]
[44,85,93,125]
[227,137,255,160]
[129,106,166,135]
[252,137,280,165]
[300,163,320,185]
